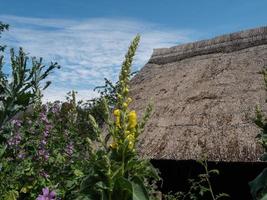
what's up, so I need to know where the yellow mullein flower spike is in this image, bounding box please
[128,110,137,129]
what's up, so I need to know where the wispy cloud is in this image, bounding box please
[0,15,196,102]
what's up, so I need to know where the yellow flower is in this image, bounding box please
[115,116,120,128]
[125,130,130,136]
[113,109,120,116]
[128,110,137,129]
[109,142,118,149]
[127,97,132,103]
[123,102,128,108]
[126,134,135,142]
[117,94,122,99]
[126,134,135,150]
[128,141,134,150]
[124,87,129,94]
[113,109,121,127]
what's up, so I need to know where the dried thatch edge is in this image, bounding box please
[149,26,267,65]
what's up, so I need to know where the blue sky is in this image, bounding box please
[1,0,267,102]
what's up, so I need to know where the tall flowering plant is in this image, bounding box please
[79,35,160,200]
[0,93,91,199]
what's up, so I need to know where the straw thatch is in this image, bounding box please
[130,26,267,162]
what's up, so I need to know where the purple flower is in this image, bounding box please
[38,148,49,160]
[65,142,74,157]
[45,124,53,131]
[37,187,56,200]
[43,130,49,137]
[12,119,22,128]
[7,132,22,147]
[40,113,49,124]
[51,103,60,114]
[40,170,50,178]
[41,139,47,145]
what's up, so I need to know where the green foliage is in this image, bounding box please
[79,35,160,200]
[249,168,267,200]
[254,105,267,160]
[0,48,60,129]
[94,78,118,107]
[0,94,92,199]
[3,190,19,200]
[163,160,229,200]
[250,67,267,200]
[0,35,160,200]
[0,22,9,52]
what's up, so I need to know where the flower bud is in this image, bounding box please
[123,102,128,108]
[128,110,137,129]
[127,97,132,103]
[113,109,120,116]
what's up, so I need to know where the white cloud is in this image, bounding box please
[0,15,195,102]
[42,87,99,103]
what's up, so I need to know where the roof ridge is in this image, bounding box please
[149,26,267,64]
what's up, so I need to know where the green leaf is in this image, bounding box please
[132,180,149,200]
[0,144,6,158]
[3,190,19,200]
[261,194,267,200]
[56,153,66,163]
[74,169,84,177]
[216,193,230,199]
[115,177,133,193]
[249,168,267,200]
[260,153,267,161]
[209,169,219,175]
[95,181,110,190]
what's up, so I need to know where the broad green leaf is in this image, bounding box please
[260,153,267,161]
[249,168,267,200]
[132,180,149,200]
[261,194,267,200]
[115,177,132,193]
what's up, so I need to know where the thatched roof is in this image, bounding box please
[130,26,267,162]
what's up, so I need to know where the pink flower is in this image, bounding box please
[37,187,56,200]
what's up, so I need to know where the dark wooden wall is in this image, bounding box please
[151,159,267,200]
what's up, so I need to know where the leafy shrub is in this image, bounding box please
[0,93,91,199]
[0,48,60,129]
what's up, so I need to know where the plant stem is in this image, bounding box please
[203,160,216,200]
